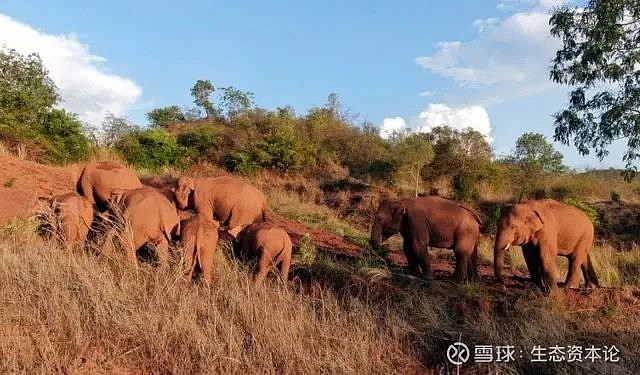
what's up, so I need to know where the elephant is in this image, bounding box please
[235,222,292,284]
[494,199,599,291]
[180,214,220,286]
[107,187,180,267]
[40,192,94,251]
[370,196,482,282]
[76,161,142,211]
[174,175,267,237]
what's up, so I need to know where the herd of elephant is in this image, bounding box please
[41,161,292,285]
[41,161,599,291]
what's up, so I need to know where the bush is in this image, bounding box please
[452,172,480,201]
[176,125,219,160]
[565,198,600,227]
[225,127,308,175]
[38,109,90,164]
[115,129,188,170]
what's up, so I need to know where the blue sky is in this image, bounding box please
[0,0,626,168]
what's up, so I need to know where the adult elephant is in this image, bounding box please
[494,199,599,291]
[76,161,142,211]
[370,196,482,282]
[108,187,180,267]
[174,175,267,236]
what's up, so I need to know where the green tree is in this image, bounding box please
[190,79,216,118]
[0,48,58,128]
[511,133,566,174]
[38,109,90,164]
[218,87,254,119]
[0,47,89,164]
[424,126,493,200]
[390,131,434,196]
[102,113,137,147]
[550,1,640,179]
[146,105,186,127]
[115,129,188,169]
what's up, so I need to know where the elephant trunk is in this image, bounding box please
[494,232,511,283]
[370,221,383,251]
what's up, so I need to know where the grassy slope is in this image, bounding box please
[2,188,640,374]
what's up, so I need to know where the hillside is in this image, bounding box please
[0,154,639,373]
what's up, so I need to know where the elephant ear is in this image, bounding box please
[391,202,406,226]
[526,209,545,232]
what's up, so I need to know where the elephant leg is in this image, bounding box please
[402,236,421,277]
[581,255,600,288]
[564,252,585,289]
[183,241,197,283]
[155,238,169,268]
[466,245,480,282]
[522,244,542,286]
[538,246,558,292]
[254,249,271,285]
[453,251,469,283]
[412,239,432,280]
[199,246,215,287]
[278,251,291,283]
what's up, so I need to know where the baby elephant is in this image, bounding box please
[41,192,94,251]
[236,222,292,284]
[180,214,220,286]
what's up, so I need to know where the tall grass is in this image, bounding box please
[0,219,638,374]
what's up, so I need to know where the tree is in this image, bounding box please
[511,133,566,174]
[115,129,188,169]
[390,131,434,196]
[424,126,493,200]
[39,109,90,164]
[507,132,566,199]
[190,79,216,118]
[0,47,89,164]
[219,86,254,119]
[147,105,186,127]
[0,48,58,127]
[550,1,640,179]
[102,113,137,147]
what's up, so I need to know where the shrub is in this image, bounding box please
[550,185,574,200]
[367,159,399,183]
[225,127,308,175]
[176,125,219,160]
[611,191,621,203]
[452,172,480,201]
[565,198,600,227]
[115,129,188,170]
[38,109,90,164]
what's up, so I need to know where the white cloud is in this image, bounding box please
[380,104,492,141]
[415,0,567,104]
[0,13,142,125]
[417,104,492,141]
[472,17,499,32]
[418,90,434,97]
[380,117,407,138]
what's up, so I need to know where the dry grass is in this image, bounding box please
[0,215,638,374]
[2,189,639,374]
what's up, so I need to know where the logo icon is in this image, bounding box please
[447,342,470,365]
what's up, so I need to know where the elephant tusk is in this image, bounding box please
[503,243,511,251]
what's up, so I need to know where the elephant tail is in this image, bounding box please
[586,254,600,287]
